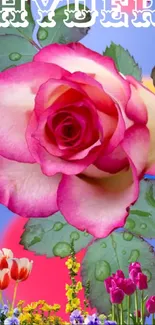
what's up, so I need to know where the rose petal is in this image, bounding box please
[0,62,65,163]
[126,76,155,173]
[57,125,149,238]
[34,43,131,109]
[0,156,61,217]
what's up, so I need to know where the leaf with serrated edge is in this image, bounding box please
[125,180,155,238]
[103,42,142,81]
[0,35,37,72]
[20,212,93,258]
[81,232,155,315]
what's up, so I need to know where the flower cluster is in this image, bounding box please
[65,241,83,314]
[104,262,150,324]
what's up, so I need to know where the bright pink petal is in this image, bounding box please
[0,156,61,217]
[126,82,148,124]
[34,43,131,109]
[57,125,149,238]
[0,62,66,163]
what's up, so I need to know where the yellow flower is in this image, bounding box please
[19,312,32,323]
[65,303,72,313]
[33,313,42,322]
[72,262,80,273]
[23,302,38,312]
[66,288,74,299]
[75,281,83,292]
[65,258,73,269]
[71,298,80,309]
[17,300,25,307]
[41,303,53,312]
[51,303,61,311]
[37,300,45,305]
[65,284,70,290]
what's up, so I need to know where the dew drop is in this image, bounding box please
[143,269,152,282]
[100,241,107,248]
[84,231,89,237]
[128,250,140,263]
[9,52,22,61]
[123,232,133,241]
[122,250,126,255]
[38,28,48,40]
[70,231,80,241]
[53,242,71,258]
[53,222,64,231]
[125,218,135,230]
[95,260,111,282]
[140,223,147,229]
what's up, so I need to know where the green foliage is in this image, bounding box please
[20,212,93,258]
[81,232,155,315]
[125,180,155,238]
[103,42,142,81]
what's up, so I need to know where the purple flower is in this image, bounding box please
[70,310,84,324]
[104,321,117,325]
[13,308,20,317]
[4,317,19,325]
[85,314,101,325]
[1,304,9,315]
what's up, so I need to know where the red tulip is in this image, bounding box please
[0,248,13,270]
[8,258,33,282]
[110,281,124,304]
[0,269,10,290]
[122,278,136,295]
[146,296,155,314]
[136,272,148,290]
[129,262,141,273]
[104,276,113,293]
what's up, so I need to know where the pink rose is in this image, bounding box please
[0,43,154,238]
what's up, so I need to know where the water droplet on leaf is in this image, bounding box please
[100,241,107,248]
[84,231,89,237]
[95,260,111,281]
[125,218,135,230]
[9,52,21,61]
[53,242,71,258]
[70,231,80,241]
[128,250,140,263]
[123,232,133,241]
[122,250,126,255]
[38,28,48,40]
[53,222,64,231]
[140,223,147,229]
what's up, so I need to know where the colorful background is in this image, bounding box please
[0,0,155,321]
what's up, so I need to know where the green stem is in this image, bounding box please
[0,291,4,305]
[141,290,144,325]
[112,304,115,321]
[153,313,155,325]
[116,305,120,325]
[135,290,139,323]
[120,303,123,325]
[127,295,130,325]
[12,281,19,310]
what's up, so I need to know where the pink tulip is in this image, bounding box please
[129,262,141,273]
[146,296,155,314]
[114,270,125,279]
[136,272,148,290]
[122,278,136,295]
[129,268,140,283]
[110,285,125,304]
[104,276,113,293]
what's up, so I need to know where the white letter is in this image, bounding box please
[101,0,129,27]
[64,0,98,28]
[0,0,28,27]
[132,0,155,27]
[31,0,63,27]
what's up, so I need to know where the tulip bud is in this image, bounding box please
[110,285,124,304]
[146,296,155,314]
[114,270,125,279]
[129,268,139,283]
[0,269,10,290]
[122,278,136,295]
[8,258,33,282]
[104,277,113,294]
[136,272,148,290]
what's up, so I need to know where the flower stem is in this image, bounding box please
[0,291,4,305]
[120,303,123,325]
[127,295,130,325]
[153,313,155,325]
[141,290,144,325]
[116,305,120,324]
[135,290,139,323]
[12,281,19,310]
[112,304,115,321]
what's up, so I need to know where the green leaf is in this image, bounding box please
[81,232,155,315]
[125,180,155,238]
[103,42,142,81]
[0,35,37,72]
[37,4,91,47]
[20,212,93,258]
